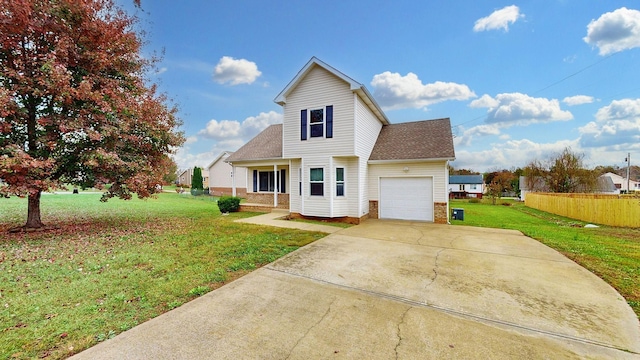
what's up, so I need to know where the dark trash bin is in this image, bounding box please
[452,208,464,221]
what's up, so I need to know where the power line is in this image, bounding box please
[452,52,619,130]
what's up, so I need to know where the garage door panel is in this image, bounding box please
[380,177,433,221]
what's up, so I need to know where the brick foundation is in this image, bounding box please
[244,193,289,208]
[209,187,247,197]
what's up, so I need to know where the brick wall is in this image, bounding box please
[369,200,379,219]
[245,193,289,208]
[209,187,247,197]
[434,202,448,224]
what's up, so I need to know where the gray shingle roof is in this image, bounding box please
[450,175,483,184]
[369,118,455,161]
[226,124,282,162]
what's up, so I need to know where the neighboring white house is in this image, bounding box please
[449,175,484,199]
[206,151,247,197]
[602,172,640,192]
[226,57,455,223]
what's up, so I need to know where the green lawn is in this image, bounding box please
[450,199,640,318]
[0,193,326,359]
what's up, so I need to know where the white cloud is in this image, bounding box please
[473,5,523,32]
[175,112,282,170]
[198,119,242,139]
[370,71,475,110]
[584,7,640,55]
[213,56,262,85]
[452,138,577,172]
[198,111,282,141]
[579,98,640,148]
[470,92,573,125]
[454,124,502,147]
[240,111,283,138]
[563,95,594,106]
[185,136,198,144]
[595,98,640,121]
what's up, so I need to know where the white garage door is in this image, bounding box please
[379,177,433,221]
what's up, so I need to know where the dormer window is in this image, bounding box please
[301,105,333,140]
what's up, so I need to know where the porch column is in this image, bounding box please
[273,164,278,207]
[231,165,236,197]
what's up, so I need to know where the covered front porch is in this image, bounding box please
[229,160,291,212]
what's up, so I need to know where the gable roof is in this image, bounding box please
[226,124,282,162]
[450,175,483,184]
[369,118,455,162]
[274,57,389,125]
[206,151,233,170]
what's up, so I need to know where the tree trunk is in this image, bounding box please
[26,191,44,229]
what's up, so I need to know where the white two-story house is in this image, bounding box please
[226,57,455,223]
[449,175,484,199]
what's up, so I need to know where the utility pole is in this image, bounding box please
[625,152,631,193]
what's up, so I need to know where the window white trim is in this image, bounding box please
[310,167,324,196]
[336,167,345,197]
[308,108,324,138]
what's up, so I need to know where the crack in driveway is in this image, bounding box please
[286,298,336,359]
[394,307,412,359]
[425,248,446,289]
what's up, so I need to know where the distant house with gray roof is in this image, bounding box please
[226,57,455,223]
[449,175,484,199]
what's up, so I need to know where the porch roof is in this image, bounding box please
[226,124,283,163]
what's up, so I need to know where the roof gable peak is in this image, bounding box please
[274,57,389,125]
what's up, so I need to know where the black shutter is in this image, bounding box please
[253,170,257,192]
[301,109,307,140]
[280,169,286,193]
[326,105,333,138]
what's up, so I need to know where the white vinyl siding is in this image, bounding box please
[289,160,302,213]
[332,158,352,217]
[282,66,354,158]
[354,95,383,215]
[354,95,383,157]
[208,154,248,188]
[368,161,449,203]
[302,163,330,217]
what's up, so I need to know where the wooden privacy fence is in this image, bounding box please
[525,193,640,227]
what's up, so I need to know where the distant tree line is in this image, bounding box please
[450,147,637,204]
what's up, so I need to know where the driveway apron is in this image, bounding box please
[71,220,640,359]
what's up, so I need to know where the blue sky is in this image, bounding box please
[117,1,640,173]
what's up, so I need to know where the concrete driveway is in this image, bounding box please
[71,220,640,359]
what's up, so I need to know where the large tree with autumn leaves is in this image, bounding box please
[0,0,184,230]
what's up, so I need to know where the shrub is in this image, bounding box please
[217,196,241,213]
[468,198,481,203]
[189,188,210,196]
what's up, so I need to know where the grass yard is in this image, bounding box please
[450,199,640,318]
[0,192,326,359]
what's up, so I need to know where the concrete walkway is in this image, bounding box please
[71,219,640,359]
[233,210,343,233]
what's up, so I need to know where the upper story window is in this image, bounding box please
[309,109,324,137]
[301,105,333,140]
